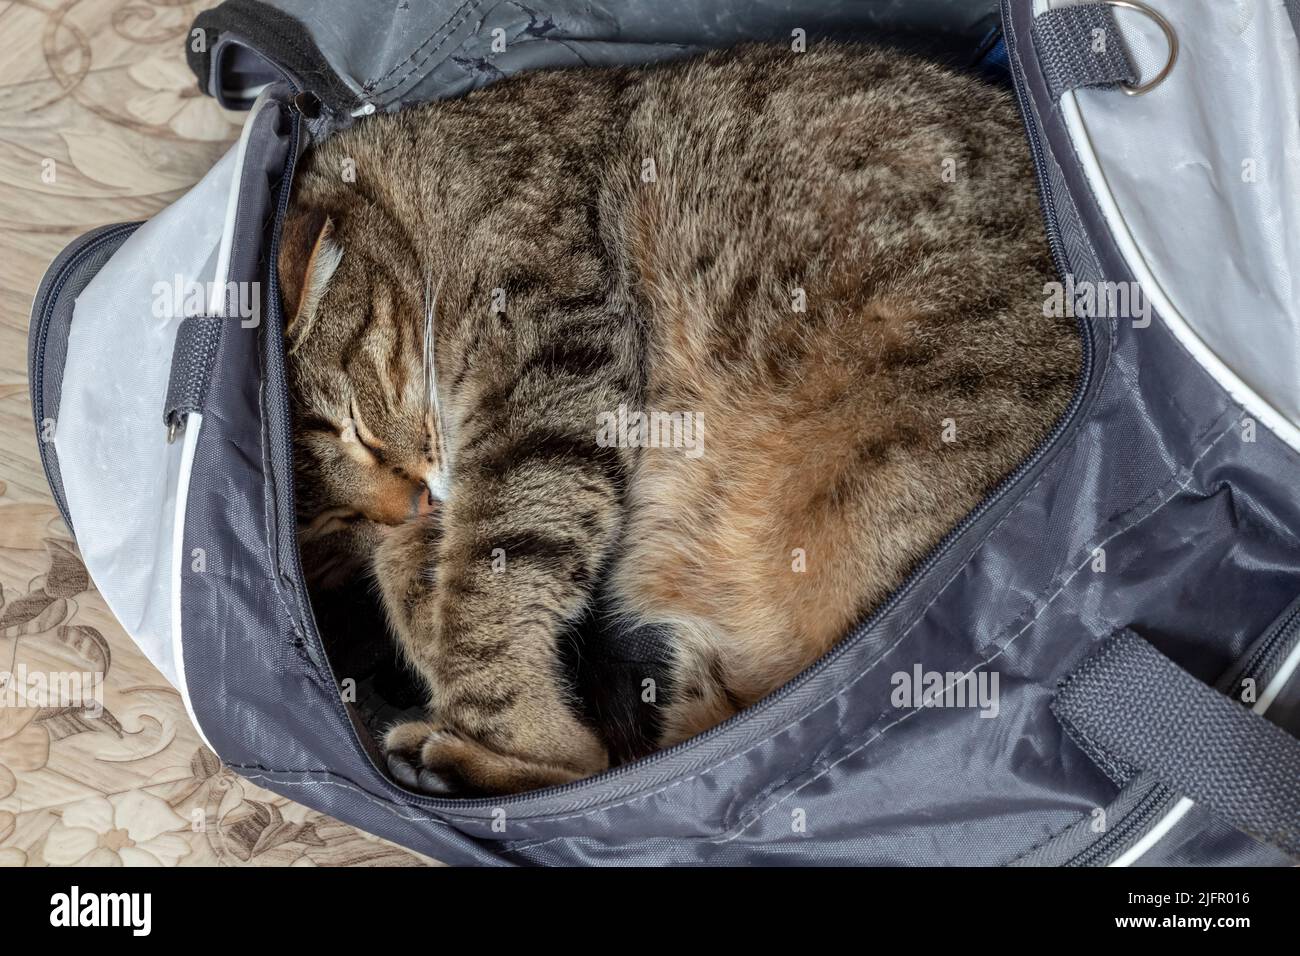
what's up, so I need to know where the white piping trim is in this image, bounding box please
[169,412,216,754]
[1109,797,1194,867]
[207,91,272,315]
[222,81,272,101]
[1255,635,1300,715]
[171,90,276,753]
[1058,91,1300,454]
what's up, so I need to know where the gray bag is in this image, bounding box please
[29,0,1300,865]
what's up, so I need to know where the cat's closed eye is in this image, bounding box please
[338,408,385,464]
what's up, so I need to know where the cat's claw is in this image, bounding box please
[383,720,471,796]
[417,767,460,796]
[382,717,596,796]
[385,752,418,788]
[385,751,462,796]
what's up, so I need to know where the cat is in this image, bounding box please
[280,43,1080,796]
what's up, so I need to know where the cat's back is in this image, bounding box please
[607,45,1078,689]
[612,43,1042,308]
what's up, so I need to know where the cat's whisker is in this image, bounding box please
[423,269,451,499]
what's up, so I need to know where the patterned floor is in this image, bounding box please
[0,0,436,866]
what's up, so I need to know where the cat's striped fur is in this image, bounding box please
[281,44,1079,795]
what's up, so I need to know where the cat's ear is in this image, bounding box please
[278,208,342,351]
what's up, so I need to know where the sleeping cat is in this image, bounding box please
[280,43,1079,795]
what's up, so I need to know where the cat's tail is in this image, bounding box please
[561,607,677,766]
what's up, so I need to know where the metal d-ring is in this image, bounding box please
[1103,0,1178,96]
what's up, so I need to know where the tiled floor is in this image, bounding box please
[0,0,435,866]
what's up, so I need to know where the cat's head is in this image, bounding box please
[278,205,445,585]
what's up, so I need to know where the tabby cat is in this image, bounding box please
[280,44,1079,795]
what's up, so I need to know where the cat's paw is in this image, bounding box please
[383,719,465,796]
[382,719,594,797]
[371,515,442,632]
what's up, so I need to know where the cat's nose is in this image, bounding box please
[412,483,439,516]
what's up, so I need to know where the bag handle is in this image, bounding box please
[1052,629,1300,859]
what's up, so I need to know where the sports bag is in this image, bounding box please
[29,0,1300,865]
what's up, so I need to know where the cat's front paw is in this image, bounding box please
[371,514,442,632]
[382,719,595,797]
[383,719,463,795]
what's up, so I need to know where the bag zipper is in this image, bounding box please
[1002,1,1163,866]
[29,221,143,535]
[1233,597,1300,698]
[1067,782,1171,867]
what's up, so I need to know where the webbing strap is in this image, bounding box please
[1053,630,1300,859]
